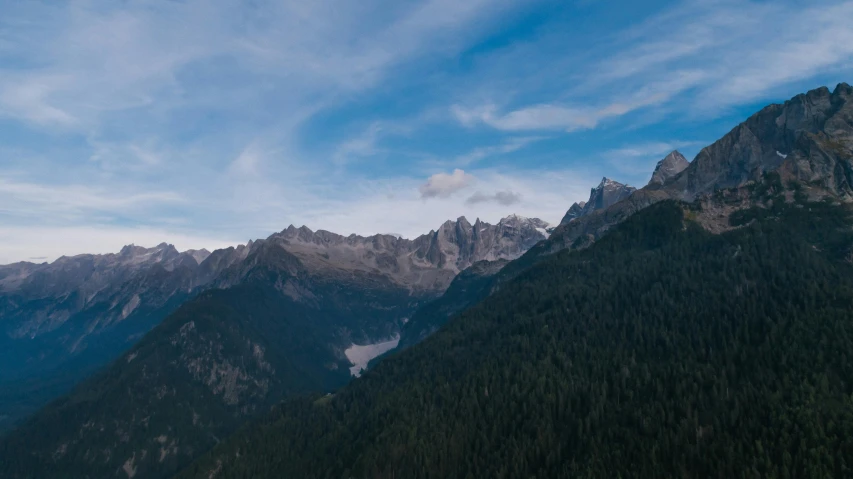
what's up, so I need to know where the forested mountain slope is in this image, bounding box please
[181,185,853,478]
[396,258,508,350]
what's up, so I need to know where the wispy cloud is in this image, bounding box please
[587,0,853,114]
[332,123,384,166]
[0,178,183,221]
[453,136,546,166]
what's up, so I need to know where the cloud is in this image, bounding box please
[229,143,264,177]
[452,91,673,132]
[466,190,522,205]
[419,169,475,198]
[332,123,383,166]
[0,178,183,221]
[450,0,853,133]
[453,136,547,166]
[585,0,853,114]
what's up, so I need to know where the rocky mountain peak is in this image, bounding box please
[559,178,636,225]
[648,150,690,186]
[544,83,853,258]
[588,178,636,208]
[185,249,212,265]
[660,82,853,200]
[559,201,586,225]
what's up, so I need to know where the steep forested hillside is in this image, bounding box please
[181,188,853,478]
[396,258,508,350]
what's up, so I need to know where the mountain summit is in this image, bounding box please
[560,178,635,225]
[647,150,690,186]
[547,83,853,253]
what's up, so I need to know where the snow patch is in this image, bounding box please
[345,336,400,377]
[776,151,788,159]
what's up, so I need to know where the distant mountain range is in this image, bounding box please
[0,213,551,435]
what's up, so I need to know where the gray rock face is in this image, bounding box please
[0,243,249,387]
[256,214,551,293]
[559,178,636,225]
[0,244,215,341]
[670,83,853,199]
[559,201,586,225]
[583,177,637,215]
[648,150,690,186]
[546,82,853,255]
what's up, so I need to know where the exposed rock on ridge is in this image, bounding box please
[648,150,690,186]
[262,214,550,292]
[546,83,853,254]
[560,178,636,225]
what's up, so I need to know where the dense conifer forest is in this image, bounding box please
[180,188,853,478]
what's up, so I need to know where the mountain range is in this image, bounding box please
[0,213,553,472]
[1,82,852,478]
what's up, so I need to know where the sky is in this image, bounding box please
[1,0,852,264]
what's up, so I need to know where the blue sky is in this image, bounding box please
[1,0,852,263]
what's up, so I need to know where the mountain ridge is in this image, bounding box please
[544,82,853,255]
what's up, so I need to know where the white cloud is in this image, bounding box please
[419,169,475,198]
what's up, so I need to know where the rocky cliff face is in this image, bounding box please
[648,150,690,186]
[560,178,636,225]
[670,83,853,198]
[0,243,251,379]
[546,83,853,254]
[252,214,550,293]
[560,201,586,224]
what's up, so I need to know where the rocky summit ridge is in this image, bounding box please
[0,213,550,386]
[560,177,636,225]
[547,82,853,254]
[648,150,690,186]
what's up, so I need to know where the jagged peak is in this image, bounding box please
[648,150,690,187]
[501,213,528,222]
[592,177,633,193]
